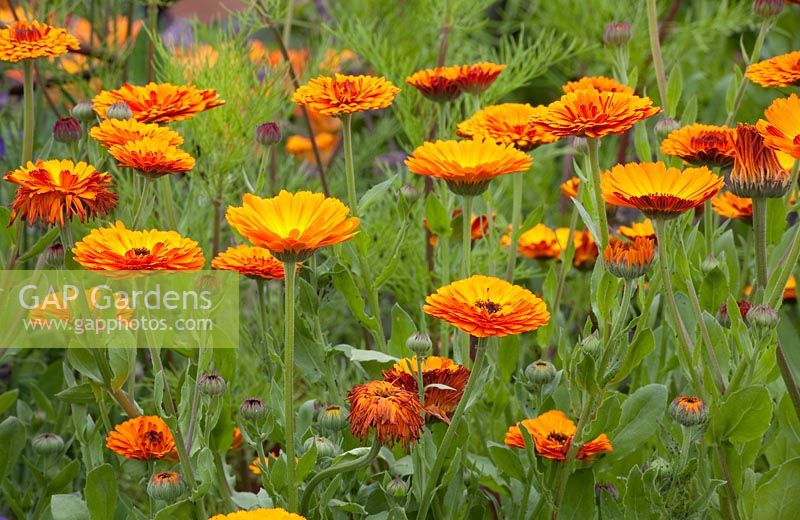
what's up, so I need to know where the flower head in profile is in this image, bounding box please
[560,177,580,199]
[502,223,561,260]
[383,356,470,417]
[226,190,360,262]
[405,67,462,102]
[618,219,656,241]
[557,228,599,270]
[211,245,286,280]
[0,20,79,62]
[745,51,800,88]
[454,62,506,94]
[4,160,116,227]
[712,192,752,220]
[424,275,550,337]
[208,508,306,520]
[90,118,183,149]
[106,416,176,460]
[108,137,195,177]
[603,237,655,280]
[456,103,559,151]
[660,124,736,168]
[292,74,399,116]
[405,139,531,196]
[601,162,723,219]
[729,124,791,198]
[504,410,612,461]
[757,94,800,159]
[562,76,634,95]
[529,86,660,138]
[72,221,204,271]
[93,82,224,123]
[347,380,424,447]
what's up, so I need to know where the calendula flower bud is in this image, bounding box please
[240,397,267,421]
[147,471,186,502]
[386,476,409,498]
[255,122,281,146]
[32,432,64,456]
[35,243,65,270]
[669,395,708,427]
[604,237,655,280]
[106,101,133,120]
[718,300,751,327]
[603,21,632,47]
[701,255,721,275]
[648,457,673,486]
[524,359,557,386]
[303,435,337,458]
[70,100,96,122]
[579,332,602,357]
[654,116,681,140]
[406,332,432,356]
[317,405,349,432]
[753,0,784,19]
[198,373,226,396]
[747,304,779,330]
[400,184,420,203]
[53,117,83,143]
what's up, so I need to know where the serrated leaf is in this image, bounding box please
[85,464,117,520]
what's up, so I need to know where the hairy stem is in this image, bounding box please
[505,171,524,281]
[283,261,298,511]
[752,197,769,290]
[342,113,358,213]
[646,0,669,114]
[586,138,609,248]
[725,19,772,126]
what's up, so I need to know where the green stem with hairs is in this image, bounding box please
[551,206,579,324]
[160,176,178,230]
[646,0,669,114]
[752,197,769,290]
[704,199,714,256]
[342,113,357,213]
[462,195,473,277]
[505,171,524,281]
[586,138,608,248]
[22,59,34,163]
[725,19,772,126]
[283,261,298,511]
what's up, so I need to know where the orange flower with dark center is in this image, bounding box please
[712,192,752,220]
[729,124,791,198]
[454,62,506,95]
[601,162,723,219]
[292,74,399,116]
[4,160,116,227]
[93,82,224,123]
[562,76,634,95]
[405,67,462,102]
[603,237,655,279]
[504,410,612,461]
[502,223,561,260]
[529,86,660,138]
[0,20,79,62]
[405,139,532,196]
[757,94,800,159]
[211,245,286,280]
[745,51,800,88]
[382,356,470,417]
[89,118,184,149]
[424,275,550,337]
[285,132,340,165]
[226,190,360,262]
[72,221,205,271]
[560,177,580,198]
[106,416,176,460]
[557,228,599,270]
[108,137,195,177]
[347,380,424,447]
[209,507,306,520]
[456,103,559,151]
[618,219,656,241]
[660,124,736,168]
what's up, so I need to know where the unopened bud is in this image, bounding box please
[106,101,133,120]
[36,243,65,270]
[32,432,64,456]
[753,0,784,19]
[53,117,83,143]
[579,332,602,358]
[524,359,557,386]
[669,395,708,427]
[603,21,632,47]
[718,300,751,327]
[71,100,96,122]
[654,117,681,140]
[147,471,186,502]
[317,405,348,432]
[240,397,267,421]
[701,255,721,275]
[748,304,779,330]
[648,457,673,486]
[198,373,227,396]
[255,122,281,146]
[400,184,420,203]
[386,476,409,498]
[303,435,337,458]
[406,332,432,356]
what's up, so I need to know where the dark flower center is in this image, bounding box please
[474,299,501,314]
[547,431,569,444]
[691,134,726,151]
[130,247,151,257]
[14,25,44,42]
[144,430,163,444]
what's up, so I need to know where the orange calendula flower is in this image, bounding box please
[285,132,340,165]
[292,74,400,116]
[757,94,800,159]
[454,62,506,95]
[618,219,656,241]
[4,160,117,227]
[729,124,791,198]
[405,139,532,196]
[504,410,612,461]
[745,51,800,88]
[502,223,561,260]
[211,245,286,280]
[557,228,599,270]
[382,356,470,417]
[560,177,580,199]
[785,275,798,301]
[456,103,559,151]
[660,124,736,168]
[72,221,205,271]
[711,192,752,220]
[603,237,655,279]
[601,162,723,219]
[530,86,660,138]
[93,82,224,123]
[562,76,634,95]
[0,20,79,62]
[226,190,360,262]
[424,274,550,337]
[89,118,184,149]
[106,416,176,460]
[230,427,243,450]
[347,380,425,447]
[405,66,462,102]
[208,508,306,520]
[108,137,195,177]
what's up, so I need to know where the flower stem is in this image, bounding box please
[415,355,426,404]
[342,113,358,214]
[704,199,714,256]
[160,176,178,230]
[505,171,524,281]
[462,195,473,277]
[752,197,769,290]
[725,19,772,126]
[551,206,579,324]
[133,178,154,229]
[283,261,298,512]
[646,0,669,115]
[416,340,487,520]
[22,59,34,163]
[586,138,608,248]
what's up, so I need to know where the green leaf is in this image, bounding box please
[48,459,81,494]
[571,197,600,247]
[331,344,397,364]
[55,384,97,404]
[633,121,652,162]
[18,227,60,263]
[330,264,379,333]
[388,304,416,357]
[85,464,117,520]
[680,95,698,125]
[66,348,103,383]
[767,197,788,247]
[709,385,772,443]
[487,443,525,482]
[559,469,595,520]
[753,458,800,519]
[424,193,451,237]
[108,348,135,391]
[297,442,318,482]
[699,267,728,313]
[611,384,667,458]
[610,330,655,385]
[358,175,396,214]
[0,416,26,483]
[154,499,194,520]
[0,389,19,415]
[50,494,90,520]
[666,64,683,117]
